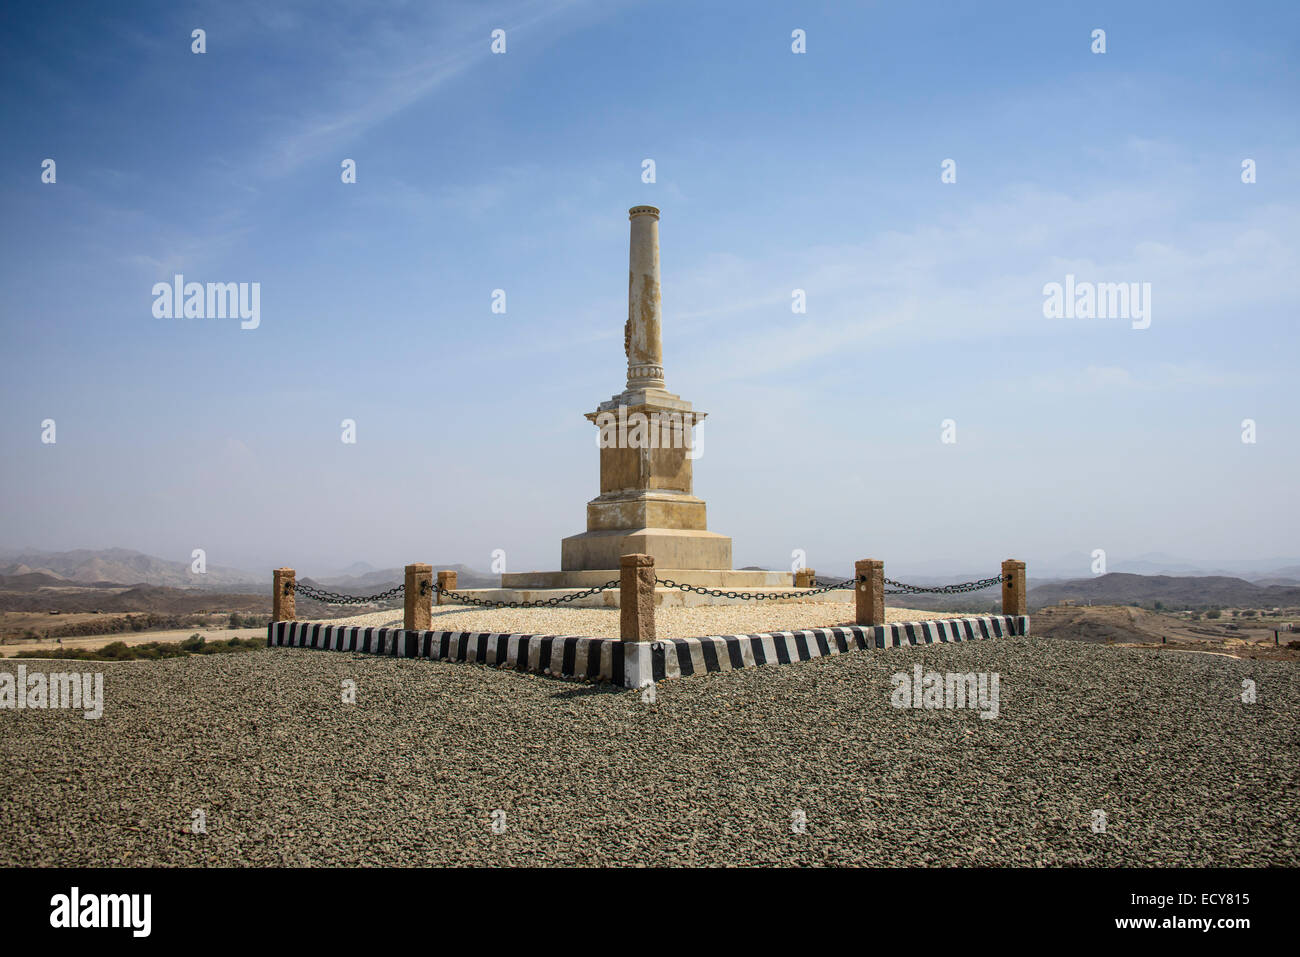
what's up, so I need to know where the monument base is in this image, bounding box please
[560,527,732,571]
[503,568,791,588]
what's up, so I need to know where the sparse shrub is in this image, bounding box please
[15,635,260,661]
[1206,608,1221,619]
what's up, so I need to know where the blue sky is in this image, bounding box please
[1,0,1297,579]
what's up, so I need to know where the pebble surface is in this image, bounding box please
[324,600,949,639]
[2,635,1295,866]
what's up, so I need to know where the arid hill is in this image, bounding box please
[1034,604,1298,660]
[0,547,257,589]
[1028,573,1300,608]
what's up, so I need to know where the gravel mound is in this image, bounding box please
[1,637,1295,866]
[325,600,951,639]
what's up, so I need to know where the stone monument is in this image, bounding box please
[498,206,792,603]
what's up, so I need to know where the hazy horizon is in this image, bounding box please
[3,1,1297,582]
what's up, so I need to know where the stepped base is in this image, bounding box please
[503,568,791,589]
[561,527,732,571]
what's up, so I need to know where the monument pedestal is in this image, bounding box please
[561,526,733,572]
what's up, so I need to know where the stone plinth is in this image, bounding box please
[562,526,732,572]
[503,567,790,589]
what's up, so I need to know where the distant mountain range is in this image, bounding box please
[0,548,497,592]
[783,552,1300,587]
[1028,573,1300,608]
[296,563,496,593]
[0,548,259,589]
[865,572,1300,613]
[4,548,1298,609]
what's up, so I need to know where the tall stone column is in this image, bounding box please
[557,205,733,574]
[625,206,665,390]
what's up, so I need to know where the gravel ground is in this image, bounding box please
[2,636,1296,866]
[324,600,950,639]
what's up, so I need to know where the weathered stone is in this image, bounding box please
[272,568,295,621]
[404,563,432,630]
[1002,559,1027,616]
[436,570,457,605]
[794,568,816,589]
[620,553,656,642]
[855,559,884,626]
[625,207,665,390]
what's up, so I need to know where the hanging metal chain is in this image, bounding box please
[883,575,1004,594]
[655,573,1005,600]
[655,576,857,601]
[291,581,405,605]
[435,582,620,609]
[287,570,1003,608]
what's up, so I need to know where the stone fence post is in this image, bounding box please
[620,553,656,642]
[404,563,433,630]
[855,559,884,626]
[272,568,296,621]
[436,570,457,605]
[794,567,816,588]
[1002,559,1027,616]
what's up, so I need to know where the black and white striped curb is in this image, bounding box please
[267,621,630,682]
[648,615,1029,682]
[267,615,1029,688]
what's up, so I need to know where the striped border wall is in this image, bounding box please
[267,621,630,683]
[267,614,1029,688]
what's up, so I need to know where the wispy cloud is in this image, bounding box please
[667,177,1299,383]
[256,1,600,178]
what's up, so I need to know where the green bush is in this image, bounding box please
[1206,609,1221,619]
